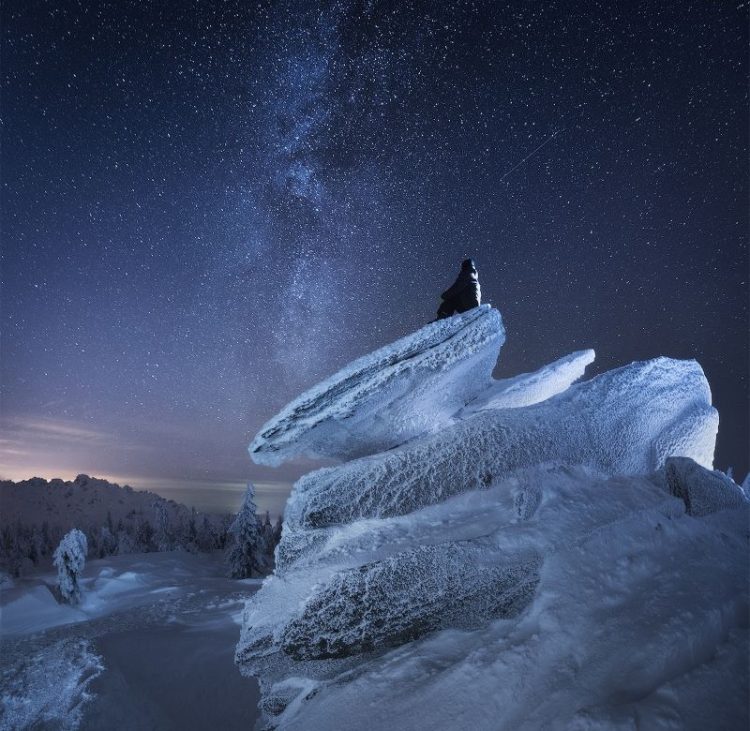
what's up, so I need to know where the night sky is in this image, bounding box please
[2,0,748,514]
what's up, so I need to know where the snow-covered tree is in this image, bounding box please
[135,520,155,552]
[226,483,266,578]
[99,525,117,557]
[273,516,283,544]
[154,501,172,551]
[181,511,199,552]
[53,529,88,604]
[116,528,136,555]
[197,515,221,551]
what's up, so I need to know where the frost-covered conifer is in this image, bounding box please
[135,520,155,551]
[53,528,88,604]
[116,528,136,555]
[154,501,172,551]
[273,516,283,544]
[205,515,223,550]
[227,483,265,578]
[99,525,117,557]
[261,511,275,553]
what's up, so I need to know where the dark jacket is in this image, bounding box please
[437,266,481,318]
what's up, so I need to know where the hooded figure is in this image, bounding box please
[437,258,481,319]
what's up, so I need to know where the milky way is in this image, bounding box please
[2,0,748,511]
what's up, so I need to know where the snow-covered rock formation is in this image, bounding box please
[236,307,748,731]
[665,456,748,516]
[249,307,505,465]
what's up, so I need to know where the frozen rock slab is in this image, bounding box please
[465,349,596,412]
[264,492,749,731]
[237,463,749,731]
[249,306,505,466]
[281,541,541,660]
[666,457,748,516]
[287,358,718,530]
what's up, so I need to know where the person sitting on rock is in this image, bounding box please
[437,258,481,319]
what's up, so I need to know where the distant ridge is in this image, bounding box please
[0,474,233,576]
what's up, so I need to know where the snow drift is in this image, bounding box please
[236,307,748,731]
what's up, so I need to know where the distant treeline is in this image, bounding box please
[0,475,281,577]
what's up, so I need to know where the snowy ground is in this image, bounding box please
[0,551,261,730]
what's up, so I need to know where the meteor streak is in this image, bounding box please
[499,128,564,182]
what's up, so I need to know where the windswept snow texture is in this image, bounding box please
[249,306,505,465]
[237,309,745,731]
[0,639,104,731]
[1,552,262,730]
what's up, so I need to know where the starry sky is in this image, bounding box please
[2,0,748,514]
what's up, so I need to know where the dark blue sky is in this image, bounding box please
[2,0,747,512]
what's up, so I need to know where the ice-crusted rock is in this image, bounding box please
[665,457,748,516]
[464,348,596,412]
[238,465,748,731]
[284,357,717,535]
[249,306,505,466]
[236,308,746,731]
[281,542,541,660]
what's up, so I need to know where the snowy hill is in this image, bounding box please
[0,475,232,575]
[1,474,192,530]
[236,306,749,730]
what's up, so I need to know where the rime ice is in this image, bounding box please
[226,483,274,578]
[236,308,748,731]
[53,529,88,606]
[249,306,505,466]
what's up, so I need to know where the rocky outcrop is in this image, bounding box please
[236,308,746,731]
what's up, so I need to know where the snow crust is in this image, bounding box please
[271,470,748,731]
[0,552,251,637]
[236,307,747,730]
[0,551,262,730]
[281,542,541,660]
